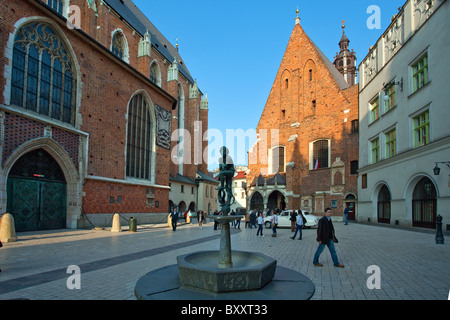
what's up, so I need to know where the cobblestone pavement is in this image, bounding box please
[0,220,449,300]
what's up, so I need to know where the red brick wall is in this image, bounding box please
[82,179,169,214]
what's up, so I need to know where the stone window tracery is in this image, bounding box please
[11,22,76,125]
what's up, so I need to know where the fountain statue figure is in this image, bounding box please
[216,146,235,215]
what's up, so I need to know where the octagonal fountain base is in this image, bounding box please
[177,251,276,293]
[135,251,315,300]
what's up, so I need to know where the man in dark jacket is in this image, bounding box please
[170,208,179,231]
[313,208,344,268]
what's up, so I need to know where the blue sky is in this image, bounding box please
[133,0,405,170]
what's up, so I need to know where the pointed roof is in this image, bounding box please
[339,23,350,46]
[292,22,350,90]
[102,0,195,84]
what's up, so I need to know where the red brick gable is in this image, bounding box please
[248,21,359,215]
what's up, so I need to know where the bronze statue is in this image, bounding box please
[216,146,235,215]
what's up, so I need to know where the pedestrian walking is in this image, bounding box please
[313,208,344,268]
[343,204,349,225]
[198,210,204,227]
[250,211,256,229]
[270,210,279,237]
[230,210,236,228]
[291,212,304,240]
[290,210,297,232]
[213,210,219,230]
[245,211,250,228]
[256,213,264,237]
[235,213,241,229]
[170,207,179,231]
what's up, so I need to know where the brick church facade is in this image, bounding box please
[247,12,359,219]
[0,0,210,231]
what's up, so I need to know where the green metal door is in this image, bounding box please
[7,178,40,232]
[6,148,67,232]
[7,178,66,232]
[40,181,66,230]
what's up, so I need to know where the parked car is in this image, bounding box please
[264,210,319,229]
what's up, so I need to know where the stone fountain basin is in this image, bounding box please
[177,251,277,293]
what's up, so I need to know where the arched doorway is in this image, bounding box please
[7,149,67,232]
[178,201,186,213]
[268,190,286,211]
[345,194,356,221]
[412,177,436,229]
[377,185,391,224]
[250,192,264,211]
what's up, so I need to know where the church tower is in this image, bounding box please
[333,22,357,86]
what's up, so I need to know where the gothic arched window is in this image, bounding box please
[126,94,154,180]
[150,61,161,87]
[112,31,129,62]
[10,22,77,125]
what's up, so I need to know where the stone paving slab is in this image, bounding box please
[0,221,449,300]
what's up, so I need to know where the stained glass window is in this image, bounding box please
[10,22,76,125]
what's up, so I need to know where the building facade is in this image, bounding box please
[357,0,450,229]
[231,168,247,213]
[0,0,209,231]
[247,11,359,219]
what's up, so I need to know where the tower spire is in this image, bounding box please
[295,6,300,25]
[333,20,357,86]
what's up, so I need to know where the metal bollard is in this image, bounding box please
[129,217,137,232]
[436,215,444,244]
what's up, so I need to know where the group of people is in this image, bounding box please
[245,209,282,238]
[171,206,345,268]
[244,208,345,268]
[169,208,207,231]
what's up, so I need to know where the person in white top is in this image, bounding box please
[291,211,304,240]
[270,210,279,237]
[256,212,264,237]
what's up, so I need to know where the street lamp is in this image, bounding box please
[383,78,403,102]
[433,162,450,176]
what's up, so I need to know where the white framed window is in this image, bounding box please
[411,52,429,93]
[111,29,129,63]
[369,94,380,124]
[413,109,430,148]
[309,139,330,170]
[370,136,380,164]
[383,82,396,113]
[385,128,396,159]
[269,146,286,174]
[150,60,161,87]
